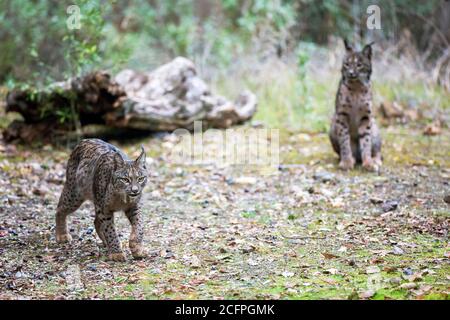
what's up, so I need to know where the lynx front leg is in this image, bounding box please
[335,114,355,170]
[96,210,126,262]
[359,117,377,172]
[55,186,82,243]
[56,210,72,243]
[94,217,107,246]
[372,125,383,169]
[126,207,146,259]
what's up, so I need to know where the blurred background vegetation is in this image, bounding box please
[0,0,449,131]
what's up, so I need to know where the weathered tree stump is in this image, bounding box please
[3,57,257,143]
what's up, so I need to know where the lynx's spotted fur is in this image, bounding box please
[56,139,148,261]
[329,39,382,171]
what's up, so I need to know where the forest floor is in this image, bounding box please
[0,124,449,300]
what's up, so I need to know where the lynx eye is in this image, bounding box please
[138,176,146,183]
[119,177,130,183]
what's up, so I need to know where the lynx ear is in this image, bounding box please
[343,38,353,52]
[114,152,125,166]
[135,146,146,167]
[362,42,374,60]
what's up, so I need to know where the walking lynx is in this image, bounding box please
[329,39,382,171]
[56,139,148,261]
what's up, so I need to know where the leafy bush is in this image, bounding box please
[0,0,103,86]
[0,0,446,88]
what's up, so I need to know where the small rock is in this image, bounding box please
[87,265,97,272]
[29,162,45,175]
[392,246,404,255]
[366,266,381,274]
[286,288,298,295]
[444,195,450,205]
[313,171,334,183]
[403,268,413,276]
[248,120,264,128]
[247,259,259,266]
[174,167,184,176]
[235,176,257,185]
[382,200,398,212]
[359,290,376,299]
[400,282,418,290]
[337,246,348,253]
[389,277,402,285]
[151,190,161,198]
[318,188,334,197]
[370,197,384,204]
[282,271,295,278]
[225,177,234,185]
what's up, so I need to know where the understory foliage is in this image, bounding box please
[0,0,448,127]
[0,0,447,84]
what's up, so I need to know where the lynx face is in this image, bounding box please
[113,148,148,198]
[341,40,372,86]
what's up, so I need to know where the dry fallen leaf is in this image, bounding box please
[322,252,339,259]
[423,121,441,136]
[359,290,376,299]
[322,278,338,285]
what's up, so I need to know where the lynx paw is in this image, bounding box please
[56,233,72,243]
[108,252,127,262]
[362,158,379,172]
[131,248,147,260]
[130,243,147,260]
[339,157,355,171]
[373,156,382,168]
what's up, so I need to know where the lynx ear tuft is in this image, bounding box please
[343,38,353,52]
[362,42,374,59]
[135,145,146,167]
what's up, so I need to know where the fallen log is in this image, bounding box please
[3,57,257,143]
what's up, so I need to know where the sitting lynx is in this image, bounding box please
[329,39,382,171]
[56,139,148,261]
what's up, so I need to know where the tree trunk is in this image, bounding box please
[3,57,257,143]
